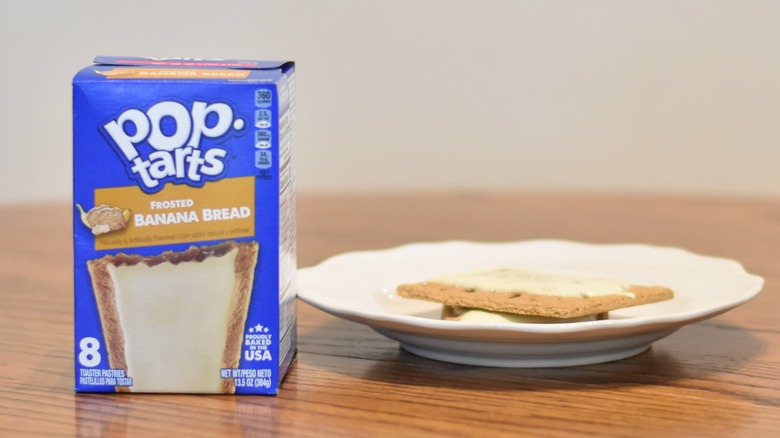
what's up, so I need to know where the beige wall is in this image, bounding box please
[1,1,778,204]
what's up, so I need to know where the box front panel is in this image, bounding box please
[74,70,292,394]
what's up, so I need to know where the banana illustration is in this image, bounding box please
[77,204,131,235]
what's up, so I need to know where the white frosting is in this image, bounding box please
[432,268,634,298]
[108,248,238,393]
[455,308,599,323]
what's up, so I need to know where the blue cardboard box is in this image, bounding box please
[73,57,296,394]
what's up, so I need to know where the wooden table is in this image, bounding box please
[1,192,778,437]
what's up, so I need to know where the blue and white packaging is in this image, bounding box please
[73,57,296,394]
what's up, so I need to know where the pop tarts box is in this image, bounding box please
[73,56,296,394]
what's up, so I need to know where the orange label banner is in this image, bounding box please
[93,177,255,250]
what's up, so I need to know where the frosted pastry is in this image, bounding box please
[87,241,258,393]
[397,268,674,319]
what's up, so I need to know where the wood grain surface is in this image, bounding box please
[1,192,778,437]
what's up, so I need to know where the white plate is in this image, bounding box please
[297,240,764,367]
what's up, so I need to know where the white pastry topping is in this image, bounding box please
[432,268,635,298]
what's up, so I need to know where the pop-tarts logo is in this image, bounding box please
[102,100,245,193]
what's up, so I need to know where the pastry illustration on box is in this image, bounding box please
[86,241,258,393]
